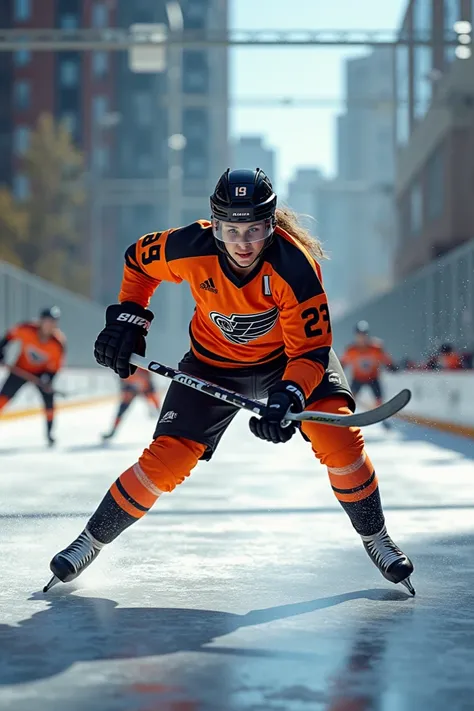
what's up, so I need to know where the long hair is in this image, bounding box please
[275,206,327,261]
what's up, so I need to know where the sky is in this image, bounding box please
[230,0,407,192]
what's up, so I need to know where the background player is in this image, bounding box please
[45,169,414,596]
[341,321,396,430]
[0,306,66,446]
[102,369,161,441]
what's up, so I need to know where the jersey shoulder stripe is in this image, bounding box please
[165,220,216,263]
[264,229,324,303]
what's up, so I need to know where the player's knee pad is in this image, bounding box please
[138,435,206,492]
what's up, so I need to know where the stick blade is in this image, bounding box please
[295,389,411,427]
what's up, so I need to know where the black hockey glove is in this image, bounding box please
[94,302,154,378]
[249,381,305,444]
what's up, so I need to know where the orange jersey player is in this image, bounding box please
[102,369,161,442]
[44,168,414,596]
[341,321,395,429]
[0,306,66,446]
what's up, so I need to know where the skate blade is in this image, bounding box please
[400,576,415,596]
[43,575,61,593]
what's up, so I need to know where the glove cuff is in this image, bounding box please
[268,380,305,412]
[106,302,154,333]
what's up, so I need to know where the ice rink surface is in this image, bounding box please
[1,399,474,711]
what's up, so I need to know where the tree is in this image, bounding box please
[0,113,89,296]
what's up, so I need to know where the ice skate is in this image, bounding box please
[46,434,55,447]
[101,429,116,442]
[43,529,104,592]
[361,525,415,595]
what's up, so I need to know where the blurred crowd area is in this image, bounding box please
[398,343,473,371]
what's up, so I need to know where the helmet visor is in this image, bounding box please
[212,218,273,244]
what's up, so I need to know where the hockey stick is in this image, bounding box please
[6,365,87,399]
[129,354,411,428]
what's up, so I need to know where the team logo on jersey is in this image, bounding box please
[209,307,279,345]
[25,346,48,364]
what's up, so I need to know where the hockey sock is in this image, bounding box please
[0,395,9,412]
[146,392,160,409]
[87,463,163,544]
[302,397,385,537]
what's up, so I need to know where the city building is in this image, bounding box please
[320,47,396,315]
[394,0,474,278]
[232,136,276,188]
[286,168,322,217]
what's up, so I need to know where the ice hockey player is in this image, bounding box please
[44,169,414,595]
[102,369,161,441]
[0,306,66,446]
[341,321,396,430]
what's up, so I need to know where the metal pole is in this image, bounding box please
[91,114,101,302]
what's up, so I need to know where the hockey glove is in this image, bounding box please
[249,381,305,444]
[94,302,154,378]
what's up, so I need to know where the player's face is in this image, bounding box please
[356,333,369,346]
[39,317,56,337]
[219,221,267,268]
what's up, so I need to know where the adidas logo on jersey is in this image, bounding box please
[200,277,218,294]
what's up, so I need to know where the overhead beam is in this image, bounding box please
[0,28,457,51]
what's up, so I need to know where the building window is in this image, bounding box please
[94,146,109,172]
[395,41,409,145]
[14,48,31,67]
[182,52,209,93]
[60,59,79,87]
[426,145,444,221]
[184,146,208,179]
[132,92,153,126]
[14,80,30,109]
[14,0,31,22]
[137,153,153,173]
[13,174,30,201]
[61,112,78,136]
[444,0,461,65]
[13,126,30,155]
[93,95,108,123]
[60,14,79,30]
[409,181,423,235]
[93,51,108,78]
[184,0,208,29]
[183,108,208,140]
[413,0,432,121]
[92,3,108,28]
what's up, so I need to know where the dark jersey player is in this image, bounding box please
[44,169,414,596]
[0,306,66,446]
[102,369,161,442]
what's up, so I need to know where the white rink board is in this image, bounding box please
[384,372,474,428]
[0,367,118,412]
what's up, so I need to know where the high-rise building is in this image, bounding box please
[0,0,118,196]
[232,136,276,187]
[394,0,474,279]
[321,47,396,314]
[286,168,322,217]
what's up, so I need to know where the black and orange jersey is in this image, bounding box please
[341,338,392,382]
[122,369,155,393]
[1,321,66,375]
[120,220,332,398]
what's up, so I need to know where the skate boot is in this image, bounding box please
[47,434,55,447]
[43,528,104,592]
[361,525,415,595]
[101,430,116,442]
